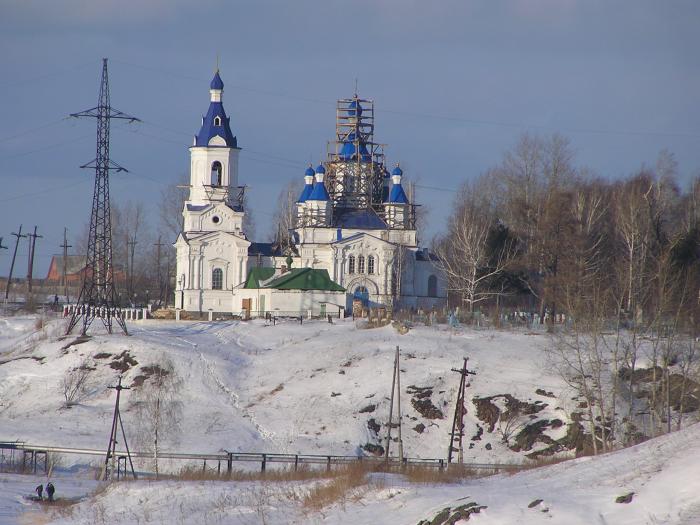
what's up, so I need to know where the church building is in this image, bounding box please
[174,71,446,316]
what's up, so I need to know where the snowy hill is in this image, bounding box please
[1,316,574,462]
[2,315,699,523]
[6,413,700,524]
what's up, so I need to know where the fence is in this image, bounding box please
[0,441,525,479]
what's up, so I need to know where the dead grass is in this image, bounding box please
[519,454,574,470]
[301,463,372,511]
[399,463,479,483]
[177,464,338,482]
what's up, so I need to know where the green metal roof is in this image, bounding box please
[244,267,344,292]
[243,267,276,289]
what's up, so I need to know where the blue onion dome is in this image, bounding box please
[305,165,315,177]
[348,99,363,117]
[392,164,403,176]
[315,163,326,174]
[210,70,224,90]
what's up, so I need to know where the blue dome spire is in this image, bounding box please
[388,164,409,204]
[309,163,330,201]
[309,181,330,201]
[210,70,224,90]
[298,165,315,203]
[195,70,237,147]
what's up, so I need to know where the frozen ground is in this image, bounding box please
[1,314,696,523]
[1,315,571,461]
[5,418,700,524]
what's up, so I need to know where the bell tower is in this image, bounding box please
[187,70,241,206]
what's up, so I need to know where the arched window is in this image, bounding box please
[428,275,438,297]
[358,255,365,274]
[348,255,355,274]
[211,161,222,186]
[212,268,223,290]
[214,116,222,126]
[367,255,375,274]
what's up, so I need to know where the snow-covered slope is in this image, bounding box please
[2,315,698,524]
[10,419,700,524]
[1,316,572,462]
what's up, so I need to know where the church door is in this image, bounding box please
[242,298,251,312]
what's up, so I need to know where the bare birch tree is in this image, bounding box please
[434,175,518,313]
[133,358,183,478]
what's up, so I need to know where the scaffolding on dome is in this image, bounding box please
[319,94,416,230]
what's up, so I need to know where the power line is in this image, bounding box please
[0,132,94,161]
[111,59,700,140]
[0,177,91,204]
[0,60,98,90]
[0,117,71,145]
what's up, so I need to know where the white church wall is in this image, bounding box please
[230,288,349,316]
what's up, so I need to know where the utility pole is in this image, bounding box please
[60,228,72,302]
[153,236,166,306]
[5,225,27,301]
[448,357,476,464]
[66,58,140,336]
[164,256,171,308]
[384,345,404,462]
[26,226,42,295]
[127,236,137,298]
[102,375,136,481]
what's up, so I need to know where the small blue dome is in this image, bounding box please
[315,164,326,174]
[392,165,403,176]
[210,70,224,90]
[305,166,315,177]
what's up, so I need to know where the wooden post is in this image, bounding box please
[396,346,403,462]
[384,346,398,461]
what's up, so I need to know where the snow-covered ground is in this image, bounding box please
[6,418,700,524]
[1,314,696,523]
[1,316,571,461]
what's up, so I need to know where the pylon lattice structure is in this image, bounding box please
[66,58,140,336]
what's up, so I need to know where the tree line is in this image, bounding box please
[435,133,700,451]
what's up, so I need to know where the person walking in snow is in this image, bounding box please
[35,484,43,500]
[46,482,55,502]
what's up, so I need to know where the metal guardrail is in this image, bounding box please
[0,441,526,476]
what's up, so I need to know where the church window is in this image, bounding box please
[212,268,223,290]
[348,255,355,274]
[367,255,375,274]
[211,161,222,186]
[428,275,438,297]
[212,216,220,224]
[358,255,365,274]
[214,116,222,126]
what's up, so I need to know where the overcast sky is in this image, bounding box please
[1,0,699,279]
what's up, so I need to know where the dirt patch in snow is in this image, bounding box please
[407,385,444,419]
[109,351,138,373]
